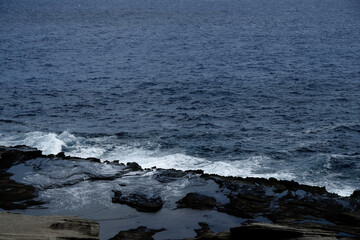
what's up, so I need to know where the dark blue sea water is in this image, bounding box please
[1,0,360,195]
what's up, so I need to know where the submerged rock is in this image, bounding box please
[0,211,99,239]
[109,226,165,240]
[176,193,218,210]
[112,191,163,212]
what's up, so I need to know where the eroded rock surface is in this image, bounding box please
[112,190,164,212]
[176,192,218,210]
[109,226,165,240]
[1,145,360,239]
[0,171,44,210]
[187,222,351,240]
[0,211,99,240]
[230,223,338,240]
[202,174,360,238]
[0,145,43,169]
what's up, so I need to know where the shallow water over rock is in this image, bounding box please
[1,146,360,239]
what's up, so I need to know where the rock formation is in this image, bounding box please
[0,211,99,240]
[0,145,359,239]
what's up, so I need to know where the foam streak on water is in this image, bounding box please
[0,131,357,196]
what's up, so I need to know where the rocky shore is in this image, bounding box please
[0,211,99,240]
[1,145,359,239]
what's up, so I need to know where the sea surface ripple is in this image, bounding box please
[1,0,360,196]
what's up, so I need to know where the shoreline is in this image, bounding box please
[1,145,359,239]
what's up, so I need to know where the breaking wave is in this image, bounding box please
[0,131,358,196]
[0,131,292,176]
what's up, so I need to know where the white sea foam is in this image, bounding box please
[0,131,356,196]
[0,131,64,155]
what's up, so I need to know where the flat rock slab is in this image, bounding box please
[0,211,99,240]
[230,223,339,240]
[187,223,340,240]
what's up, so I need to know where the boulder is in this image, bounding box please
[112,191,163,212]
[176,193,218,210]
[125,162,143,171]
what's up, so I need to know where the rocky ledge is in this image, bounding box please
[0,211,99,240]
[1,145,360,239]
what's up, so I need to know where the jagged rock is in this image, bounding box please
[185,222,231,240]
[109,226,165,240]
[56,151,66,159]
[194,222,213,237]
[85,157,101,163]
[218,193,270,219]
[0,211,99,239]
[0,145,43,169]
[1,144,360,239]
[155,168,187,183]
[56,152,83,161]
[112,191,163,212]
[201,173,360,237]
[125,162,143,171]
[176,193,218,210]
[351,190,360,199]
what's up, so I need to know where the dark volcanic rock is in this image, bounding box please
[85,157,101,163]
[56,151,83,161]
[230,223,337,240]
[186,222,231,240]
[177,193,218,210]
[112,191,163,212]
[56,151,66,159]
[0,171,44,210]
[351,190,360,199]
[194,222,213,237]
[109,226,165,240]
[0,146,45,210]
[218,193,270,219]
[125,162,143,171]
[202,173,360,237]
[1,144,360,239]
[0,145,43,169]
[155,168,187,183]
[187,223,340,240]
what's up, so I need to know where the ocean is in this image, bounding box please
[1,0,360,196]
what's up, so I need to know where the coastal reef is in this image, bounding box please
[1,145,359,239]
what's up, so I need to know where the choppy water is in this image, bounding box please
[1,0,360,196]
